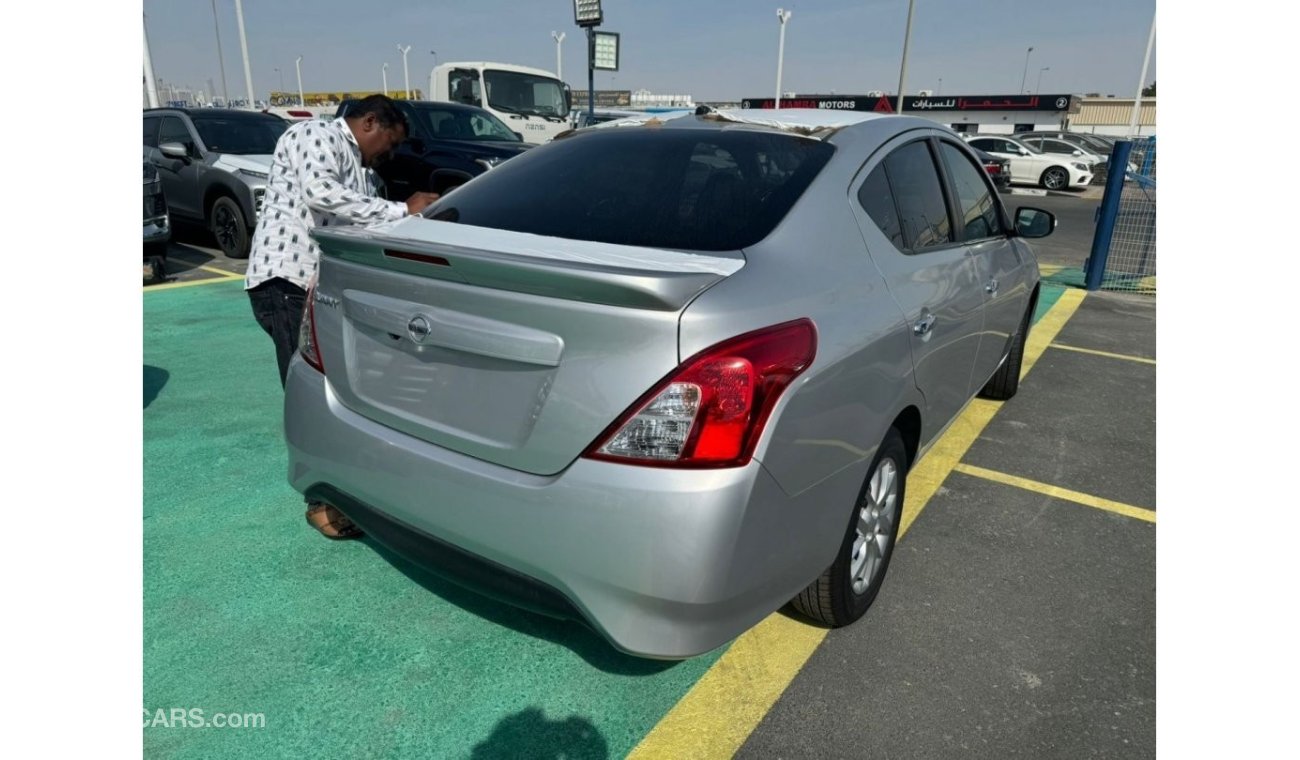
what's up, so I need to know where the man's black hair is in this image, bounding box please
[347,94,408,132]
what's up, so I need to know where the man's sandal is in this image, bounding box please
[305,502,364,540]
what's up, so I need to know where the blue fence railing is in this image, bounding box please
[1084,138,1156,294]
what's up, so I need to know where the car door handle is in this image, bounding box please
[985,278,999,295]
[913,313,937,336]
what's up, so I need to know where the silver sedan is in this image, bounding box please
[284,110,1053,659]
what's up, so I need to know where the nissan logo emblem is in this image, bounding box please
[407,315,433,342]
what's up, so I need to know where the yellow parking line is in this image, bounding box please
[1049,342,1155,365]
[953,463,1155,523]
[627,288,1087,759]
[143,275,241,292]
[198,264,243,279]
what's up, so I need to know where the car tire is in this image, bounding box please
[148,255,167,283]
[978,300,1033,401]
[1040,166,1069,190]
[791,426,907,627]
[209,196,251,259]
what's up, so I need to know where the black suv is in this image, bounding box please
[336,100,532,198]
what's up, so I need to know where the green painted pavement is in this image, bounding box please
[144,281,720,758]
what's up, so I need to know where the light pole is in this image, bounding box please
[1129,10,1156,137]
[937,77,942,96]
[397,44,411,99]
[210,0,229,106]
[382,63,389,96]
[573,0,605,125]
[428,51,437,102]
[1020,46,1034,94]
[552,31,565,79]
[143,13,160,108]
[295,55,304,106]
[1036,66,1050,94]
[775,8,791,109]
[275,67,284,99]
[234,0,255,107]
[895,0,915,113]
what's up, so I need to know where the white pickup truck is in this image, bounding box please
[428,62,571,145]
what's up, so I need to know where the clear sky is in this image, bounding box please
[144,0,1156,102]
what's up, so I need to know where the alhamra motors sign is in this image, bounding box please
[740,94,1081,113]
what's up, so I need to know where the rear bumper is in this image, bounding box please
[283,358,842,659]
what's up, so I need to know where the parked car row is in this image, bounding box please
[963,134,1094,190]
[142,100,536,259]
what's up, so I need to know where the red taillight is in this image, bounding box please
[299,280,325,373]
[984,162,1002,174]
[583,319,817,468]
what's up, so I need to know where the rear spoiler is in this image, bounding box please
[313,218,744,312]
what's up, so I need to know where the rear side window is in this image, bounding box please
[881,141,952,251]
[427,127,834,251]
[939,142,1003,241]
[857,164,904,250]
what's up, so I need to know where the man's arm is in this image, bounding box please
[299,165,408,225]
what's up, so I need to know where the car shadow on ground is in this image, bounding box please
[361,538,681,676]
[143,365,169,409]
[469,707,609,760]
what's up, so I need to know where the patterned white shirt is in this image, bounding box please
[244,117,408,291]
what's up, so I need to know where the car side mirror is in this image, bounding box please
[1020,148,1031,156]
[512,131,524,141]
[159,142,189,160]
[1015,207,1056,238]
[1072,149,1083,156]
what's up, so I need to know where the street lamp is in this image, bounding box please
[210,0,229,106]
[1020,46,1034,94]
[775,9,792,109]
[382,62,389,96]
[895,0,916,114]
[573,0,604,124]
[552,31,565,79]
[1036,66,1050,94]
[234,0,255,107]
[397,44,411,99]
[143,13,160,108]
[295,55,304,107]
[937,78,942,96]
[275,67,284,99]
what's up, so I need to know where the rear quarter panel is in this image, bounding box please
[680,121,925,500]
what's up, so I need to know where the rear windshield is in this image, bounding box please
[426,126,835,251]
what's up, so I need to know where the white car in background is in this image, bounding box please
[965,134,1093,191]
[1017,135,1139,178]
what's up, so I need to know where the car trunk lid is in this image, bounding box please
[310,217,744,475]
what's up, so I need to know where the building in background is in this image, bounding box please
[1066,97,1156,136]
